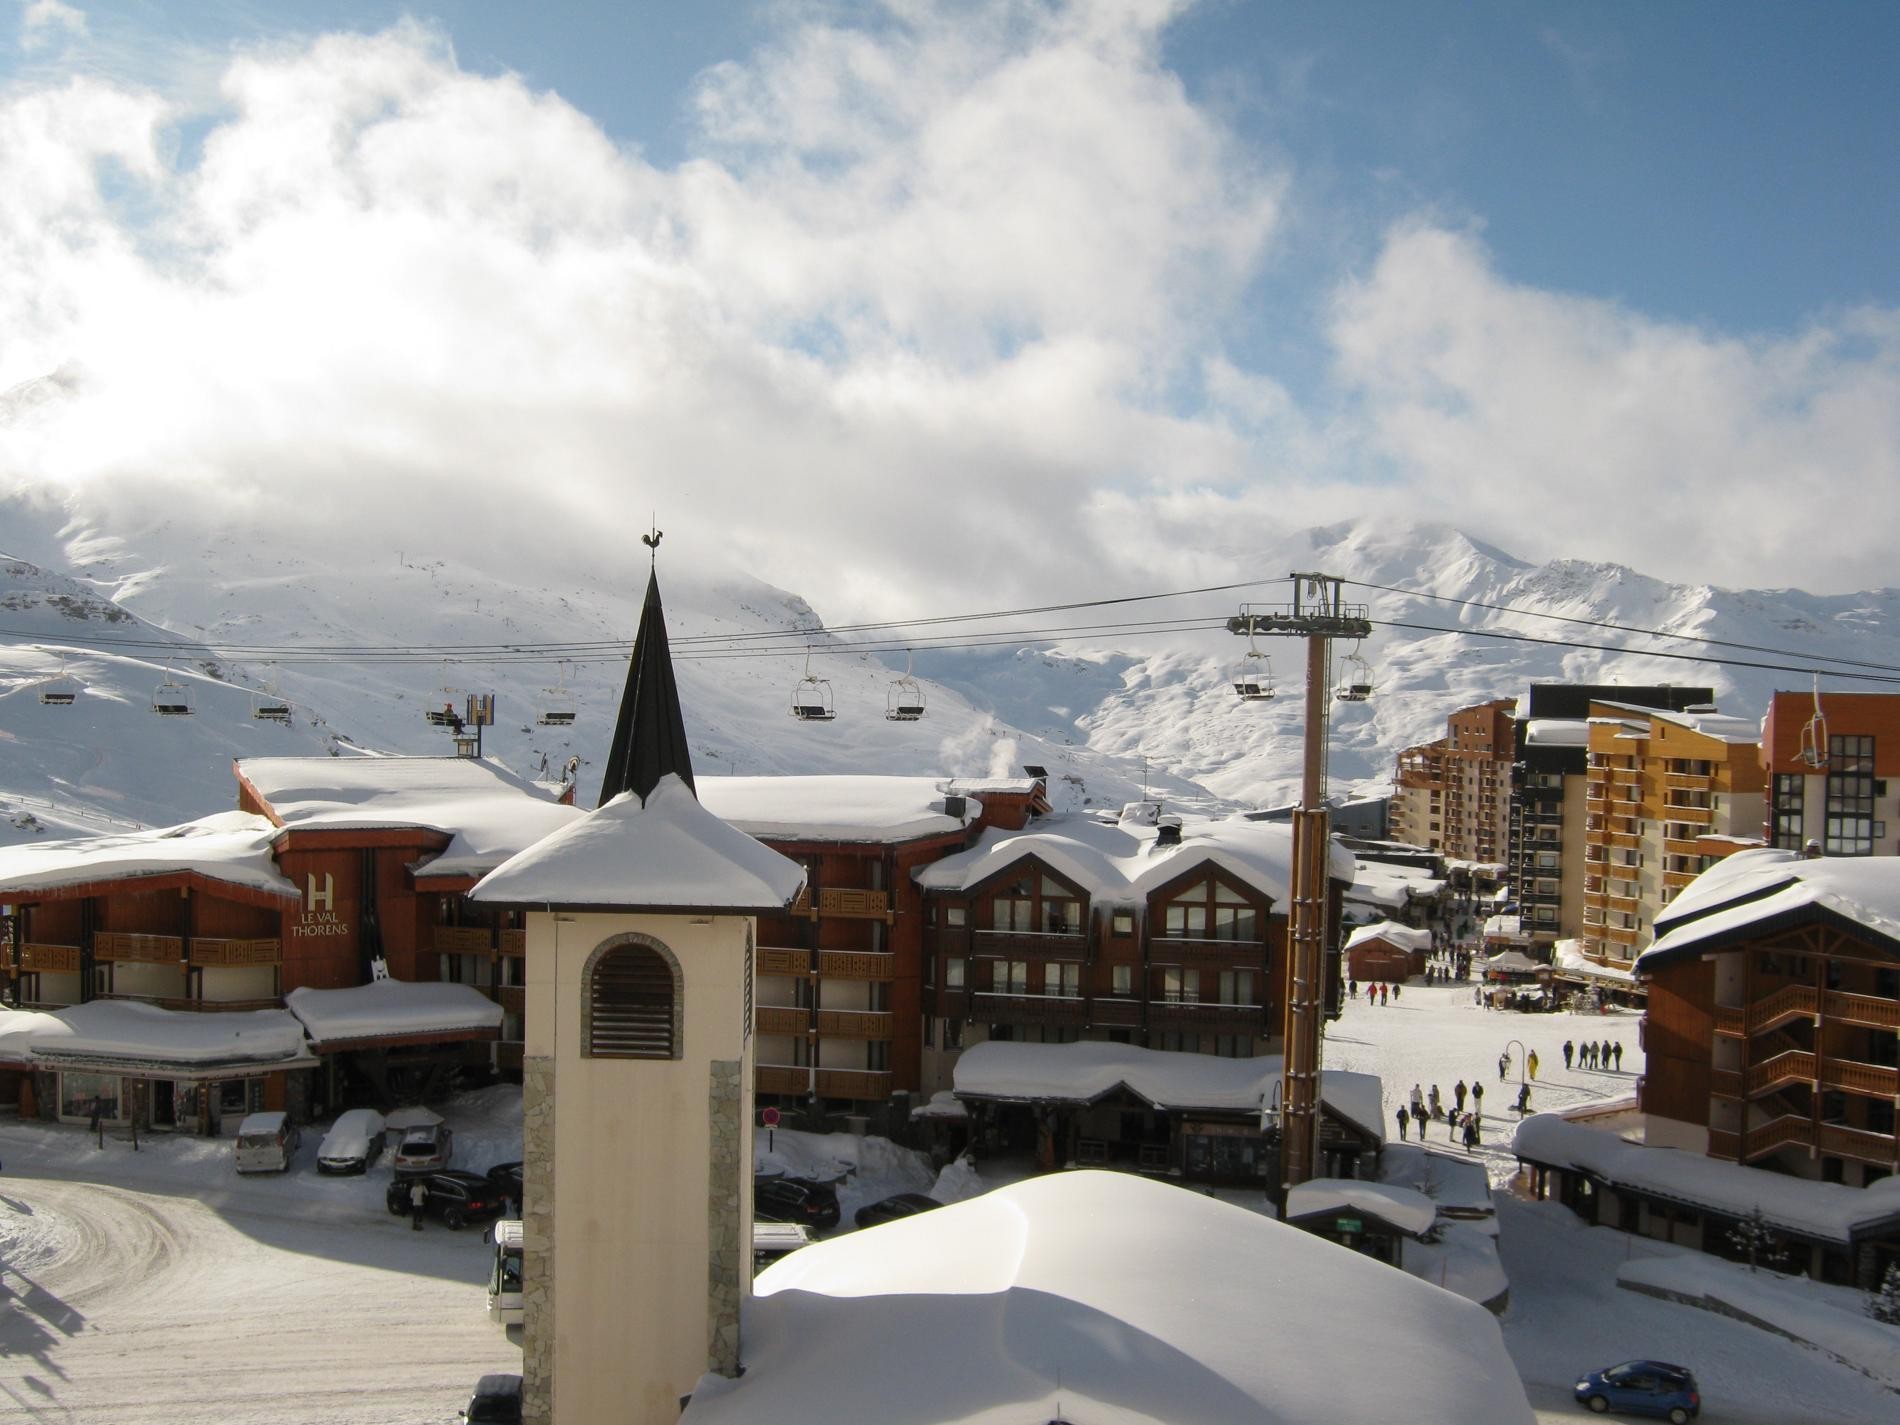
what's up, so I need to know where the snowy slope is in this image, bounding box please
[5,497,1900,842]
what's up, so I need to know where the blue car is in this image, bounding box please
[1574,1360,1700,1423]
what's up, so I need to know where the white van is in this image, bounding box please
[234,1110,301,1174]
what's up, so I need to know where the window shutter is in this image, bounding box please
[589,946,676,1059]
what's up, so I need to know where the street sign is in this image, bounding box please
[761,1106,781,1127]
[1335,1216,1363,1234]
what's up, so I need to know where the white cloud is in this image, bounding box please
[20,1,86,52]
[1328,224,1900,591]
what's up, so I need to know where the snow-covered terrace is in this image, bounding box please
[235,754,583,883]
[683,1171,1534,1424]
[914,807,1355,907]
[697,774,978,842]
[952,1039,1385,1143]
[0,810,298,904]
[285,978,503,1050]
[1513,1105,1900,1244]
[0,1000,315,1076]
[1553,937,1636,984]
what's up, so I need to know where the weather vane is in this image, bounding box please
[642,518,662,562]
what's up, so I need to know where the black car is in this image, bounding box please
[754,1175,841,1231]
[486,1160,524,1204]
[854,1192,944,1229]
[386,1169,506,1230]
[458,1372,522,1424]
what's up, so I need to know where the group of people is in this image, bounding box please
[1394,1079,1484,1152]
[1564,1038,1623,1071]
[1349,979,1402,1006]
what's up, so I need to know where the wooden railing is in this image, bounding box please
[1707,1128,1741,1160]
[1745,1050,1815,1095]
[193,937,282,967]
[755,1005,809,1037]
[500,929,526,955]
[1743,1114,1812,1160]
[1149,1001,1264,1028]
[1826,991,1900,1031]
[756,1064,810,1096]
[18,941,81,974]
[1150,935,1266,962]
[1709,1068,1744,1099]
[1817,1123,1896,1165]
[1090,998,1142,1027]
[1713,1004,1745,1037]
[815,1009,894,1039]
[972,992,1088,1026]
[791,888,894,922]
[1747,984,1817,1034]
[434,926,496,954]
[758,946,810,977]
[495,985,526,1016]
[973,929,1089,955]
[92,931,183,964]
[818,950,896,980]
[753,1065,893,1101]
[1820,1060,1899,1098]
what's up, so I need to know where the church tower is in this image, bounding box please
[473,551,804,1425]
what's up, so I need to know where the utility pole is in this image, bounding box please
[1228,574,1372,1197]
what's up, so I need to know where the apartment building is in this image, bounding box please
[1389,697,1515,860]
[1761,690,1900,857]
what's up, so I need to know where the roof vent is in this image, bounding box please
[1155,818,1183,847]
[942,794,968,820]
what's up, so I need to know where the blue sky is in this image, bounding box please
[3,1,1899,606]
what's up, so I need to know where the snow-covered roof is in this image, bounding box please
[1482,949,1545,975]
[1345,920,1433,953]
[1483,913,1523,937]
[1641,847,1900,969]
[1348,860,1445,911]
[1285,1178,1438,1236]
[951,1040,1385,1142]
[236,755,583,880]
[1513,1108,1900,1242]
[1593,700,1761,745]
[696,775,978,842]
[681,1171,1534,1425]
[914,811,1354,906]
[0,1000,311,1069]
[1522,718,1589,747]
[470,774,804,912]
[284,978,503,1047]
[1553,939,1637,983]
[0,811,298,902]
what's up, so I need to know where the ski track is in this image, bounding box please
[0,1178,518,1424]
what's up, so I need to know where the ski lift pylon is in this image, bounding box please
[790,649,836,722]
[1335,642,1374,703]
[152,661,194,717]
[886,649,925,721]
[536,663,577,727]
[1231,625,1276,702]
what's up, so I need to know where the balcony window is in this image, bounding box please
[944,905,966,928]
[1217,969,1256,1006]
[1111,911,1134,936]
[1043,962,1081,998]
[988,872,1083,934]
[1162,877,1258,942]
[1161,967,1201,1003]
[1112,964,1132,995]
[945,957,964,989]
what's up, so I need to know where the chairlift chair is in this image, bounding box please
[1231,627,1276,702]
[152,664,194,717]
[885,649,925,721]
[536,664,577,727]
[790,650,836,722]
[1335,644,1374,703]
[425,665,466,731]
[1796,673,1828,769]
[36,657,77,706]
[252,665,292,723]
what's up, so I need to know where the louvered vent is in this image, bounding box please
[588,946,677,1059]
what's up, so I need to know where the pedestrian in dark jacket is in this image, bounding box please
[1497,1051,1508,1082]
[1396,1106,1409,1141]
[1392,982,1402,1002]
[1463,1114,1480,1150]
[1613,1041,1624,1071]
[1428,1084,1443,1120]
[1563,1039,1574,1070]
[1472,1081,1484,1114]
[1454,1079,1467,1114]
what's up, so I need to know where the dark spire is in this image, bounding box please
[598,542,696,806]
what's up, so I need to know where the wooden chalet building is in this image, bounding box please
[0,756,579,1129]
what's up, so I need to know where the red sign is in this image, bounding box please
[761,1107,781,1127]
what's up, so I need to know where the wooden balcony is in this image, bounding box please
[1709,1068,1743,1099]
[932,987,970,1019]
[792,888,894,923]
[1748,984,1817,1035]
[816,1009,894,1040]
[433,926,496,955]
[1148,1001,1264,1030]
[818,950,896,981]
[93,931,182,964]
[755,1005,810,1037]
[1819,1060,1899,1098]
[1661,803,1713,825]
[1090,997,1142,1027]
[756,1064,810,1096]
[972,992,1088,1027]
[1713,1004,1745,1037]
[1605,892,1641,916]
[1608,831,1642,851]
[1826,990,1900,1031]
[1664,837,1708,859]
[1662,869,1699,890]
[1610,768,1642,787]
[1149,935,1266,965]
[1606,924,1641,946]
[1584,796,1609,816]
[1743,1114,1812,1161]
[192,937,282,968]
[17,941,81,974]
[500,929,526,955]
[1817,1123,1897,1166]
[1666,772,1713,792]
[494,984,526,1016]
[1745,1050,1815,1095]
[1707,1127,1741,1160]
[758,946,812,978]
[754,1065,893,1101]
[972,929,1089,956]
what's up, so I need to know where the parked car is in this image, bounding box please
[457,1372,522,1424]
[385,1169,505,1230]
[486,1160,523,1204]
[392,1122,454,1174]
[753,1175,841,1231]
[316,1108,386,1175]
[853,1192,943,1229]
[234,1111,300,1174]
[1574,1360,1700,1423]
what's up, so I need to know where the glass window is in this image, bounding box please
[945,905,966,927]
[945,957,964,989]
[61,1071,122,1121]
[1111,911,1134,936]
[1009,960,1028,993]
[1111,964,1132,995]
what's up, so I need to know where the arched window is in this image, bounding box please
[584,936,682,1060]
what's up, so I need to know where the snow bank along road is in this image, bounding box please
[0,1173,518,1424]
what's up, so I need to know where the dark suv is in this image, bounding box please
[458,1372,522,1424]
[386,1170,506,1230]
[754,1175,841,1231]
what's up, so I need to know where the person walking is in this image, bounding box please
[1348,976,1358,1002]
[409,1176,429,1231]
[1497,1051,1509,1082]
[1392,981,1402,1003]
[1463,1113,1480,1150]
[1429,1084,1443,1120]
[1409,1083,1425,1119]
[1527,1049,1540,1080]
[1471,1081,1484,1116]
[1562,1039,1575,1071]
[1613,1041,1624,1071]
[1516,1081,1532,1115]
[1367,982,1377,1006]
[1379,983,1388,1006]
[1453,1079,1467,1115]
[1396,1105,1409,1141]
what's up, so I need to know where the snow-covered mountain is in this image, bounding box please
[3,497,1895,845]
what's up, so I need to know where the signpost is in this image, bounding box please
[762,1104,780,1152]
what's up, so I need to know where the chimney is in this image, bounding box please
[943,794,967,820]
[1155,818,1183,847]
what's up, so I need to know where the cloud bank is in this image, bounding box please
[0,0,1895,623]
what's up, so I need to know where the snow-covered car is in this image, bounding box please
[316,1108,386,1174]
[391,1122,453,1174]
[385,1170,504,1230]
[234,1111,300,1174]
